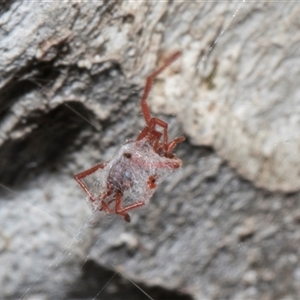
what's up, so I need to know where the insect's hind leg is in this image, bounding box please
[114,191,149,223]
[114,191,146,223]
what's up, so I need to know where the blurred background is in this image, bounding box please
[1,1,300,299]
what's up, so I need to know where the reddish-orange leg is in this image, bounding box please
[75,164,146,223]
[74,52,185,223]
[141,52,181,125]
[74,165,121,216]
[137,117,185,155]
[137,52,185,155]
[113,171,160,222]
[114,191,147,223]
[74,163,107,202]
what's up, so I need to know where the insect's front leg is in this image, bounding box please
[140,51,181,125]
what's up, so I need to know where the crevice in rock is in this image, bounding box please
[0,101,96,190]
[0,61,63,119]
[67,260,194,300]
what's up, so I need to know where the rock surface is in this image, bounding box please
[1,1,300,300]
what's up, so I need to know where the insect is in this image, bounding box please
[74,52,185,223]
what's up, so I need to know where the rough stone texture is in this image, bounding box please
[159,2,300,192]
[1,1,300,300]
